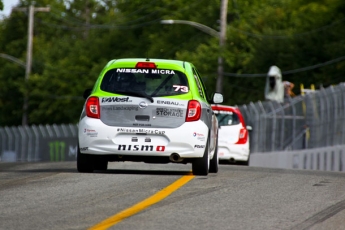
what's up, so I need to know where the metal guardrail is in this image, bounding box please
[239,82,345,153]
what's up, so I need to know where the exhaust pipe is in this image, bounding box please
[229,158,236,164]
[169,153,183,162]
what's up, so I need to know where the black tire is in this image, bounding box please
[192,136,209,176]
[77,146,94,173]
[94,156,108,171]
[209,140,219,173]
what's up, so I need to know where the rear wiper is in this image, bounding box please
[217,115,228,126]
[116,90,154,103]
[151,74,174,97]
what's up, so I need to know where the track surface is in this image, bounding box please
[1,161,345,230]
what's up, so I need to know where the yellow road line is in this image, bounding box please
[89,174,195,230]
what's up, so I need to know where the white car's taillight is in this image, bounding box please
[186,100,201,122]
[235,128,248,144]
[86,96,100,119]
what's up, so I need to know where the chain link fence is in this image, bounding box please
[239,82,345,153]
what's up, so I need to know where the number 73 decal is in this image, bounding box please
[173,85,189,92]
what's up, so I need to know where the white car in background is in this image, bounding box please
[212,104,252,165]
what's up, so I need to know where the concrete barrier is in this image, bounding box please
[249,145,345,172]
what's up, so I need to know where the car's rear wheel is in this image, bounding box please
[77,146,94,173]
[192,136,209,176]
[209,140,219,173]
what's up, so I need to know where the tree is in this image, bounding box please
[0,4,27,126]
[0,0,345,126]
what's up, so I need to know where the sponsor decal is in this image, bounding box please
[84,129,98,137]
[157,100,180,106]
[49,141,65,161]
[173,85,189,92]
[194,145,205,148]
[80,147,88,151]
[117,128,165,134]
[48,141,78,161]
[213,110,233,114]
[101,97,131,103]
[117,68,149,74]
[193,132,205,142]
[156,108,184,118]
[151,69,175,75]
[133,123,151,127]
[197,137,206,142]
[117,145,165,152]
[193,132,204,137]
[116,69,175,75]
[156,146,165,151]
[156,100,186,107]
[102,106,138,111]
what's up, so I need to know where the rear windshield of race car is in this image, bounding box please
[215,111,240,126]
[100,68,190,97]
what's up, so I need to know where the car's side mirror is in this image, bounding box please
[83,88,92,99]
[212,93,223,104]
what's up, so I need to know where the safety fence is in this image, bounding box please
[0,124,78,162]
[1,82,345,162]
[239,82,345,153]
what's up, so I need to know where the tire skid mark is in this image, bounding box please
[0,172,58,191]
[290,199,345,230]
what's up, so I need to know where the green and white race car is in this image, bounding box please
[78,58,223,175]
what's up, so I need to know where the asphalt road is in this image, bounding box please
[1,161,345,230]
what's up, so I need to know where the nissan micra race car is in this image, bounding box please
[212,104,251,165]
[78,58,223,175]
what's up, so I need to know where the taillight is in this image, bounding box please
[236,128,248,144]
[86,96,100,119]
[186,100,201,122]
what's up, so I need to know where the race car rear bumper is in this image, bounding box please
[218,143,250,162]
[78,117,209,159]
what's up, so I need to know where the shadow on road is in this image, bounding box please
[95,169,193,176]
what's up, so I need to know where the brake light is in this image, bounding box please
[186,100,201,122]
[235,128,248,144]
[136,62,157,68]
[86,96,100,119]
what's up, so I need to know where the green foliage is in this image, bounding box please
[0,0,344,125]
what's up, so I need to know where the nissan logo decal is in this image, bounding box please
[139,101,148,109]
